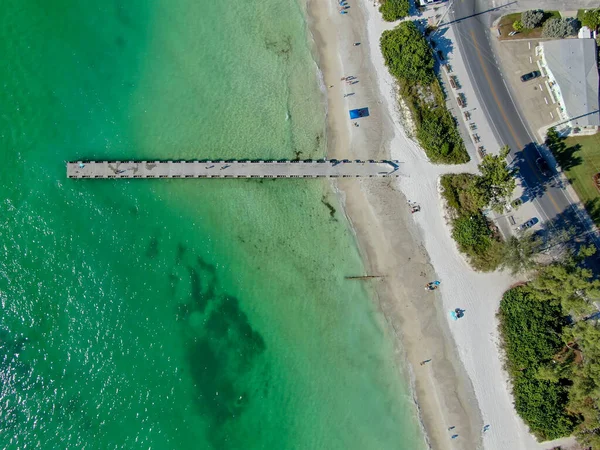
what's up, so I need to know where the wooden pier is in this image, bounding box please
[66,160,400,179]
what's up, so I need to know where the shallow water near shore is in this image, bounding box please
[0,0,426,448]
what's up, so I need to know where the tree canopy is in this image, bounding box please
[379,0,410,22]
[476,146,517,213]
[521,10,544,29]
[581,8,600,30]
[542,17,578,38]
[530,246,600,318]
[499,246,600,446]
[499,287,577,440]
[380,22,435,84]
[500,233,543,275]
[380,22,469,164]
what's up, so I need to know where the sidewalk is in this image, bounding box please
[426,10,541,237]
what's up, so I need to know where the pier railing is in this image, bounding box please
[67,160,400,179]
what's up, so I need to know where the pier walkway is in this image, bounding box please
[67,160,400,179]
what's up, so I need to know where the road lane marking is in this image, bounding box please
[469,30,562,215]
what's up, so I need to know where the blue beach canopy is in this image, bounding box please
[349,107,370,119]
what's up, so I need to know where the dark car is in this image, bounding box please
[520,71,541,82]
[518,217,539,231]
[535,157,551,176]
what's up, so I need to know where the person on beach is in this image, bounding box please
[425,280,440,290]
[353,42,360,46]
[447,426,455,430]
[451,434,459,439]
[420,359,432,366]
[483,424,490,432]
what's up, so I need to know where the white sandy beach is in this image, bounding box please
[307,0,581,449]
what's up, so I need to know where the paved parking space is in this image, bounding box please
[492,39,560,141]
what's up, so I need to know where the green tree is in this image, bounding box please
[380,22,435,84]
[530,246,600,318]
[498,287,578,440]
[379,0,410,22]
[542,17,578,38]
[513,20,524,31]
[521,10,544,29]
[581,9,600,30]
[512,374,577,440]
[501,233,543,275]
[564,322,600,447]
[476,145,517,213]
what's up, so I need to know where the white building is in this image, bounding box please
[538,38,600,134]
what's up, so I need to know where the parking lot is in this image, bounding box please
[491,39,560,141]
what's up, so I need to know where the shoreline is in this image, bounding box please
[304,0,584,447]
[305,0,484,449]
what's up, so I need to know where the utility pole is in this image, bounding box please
[435,0,454,27]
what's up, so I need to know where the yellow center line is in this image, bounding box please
[469,30,562,215]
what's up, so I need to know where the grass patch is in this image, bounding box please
[380,22,469,164]
[498,10,560,40]
[551,133,600,227]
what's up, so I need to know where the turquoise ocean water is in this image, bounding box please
[0,1,426,448]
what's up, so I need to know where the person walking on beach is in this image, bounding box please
[420,359,432,366]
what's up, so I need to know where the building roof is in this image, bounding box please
[541,38,600,127]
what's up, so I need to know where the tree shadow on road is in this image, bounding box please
[536,203,600,275]
[512,143,553,202]
[429,25,454,66]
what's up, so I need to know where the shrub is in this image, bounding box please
[542,17,578,38]
[452,212,492,256]
[513,20,524,31]
[499,288,564,372]
[441,173,507,271]
[498,287,578,440]
[512,375,577,440]
[416,105,468,164]
[380,22,469,164]
[581,9,600,30]
[521,9,544,29]
[451,212,504,271]
[379,0,410,22]
[380,22,435,84]
[441,173,484,215]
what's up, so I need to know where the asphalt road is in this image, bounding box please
[446,0,587,237]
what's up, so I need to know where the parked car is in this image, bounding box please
[520,70,541,82]
[535,157,551,176]
[518,217,539,231]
